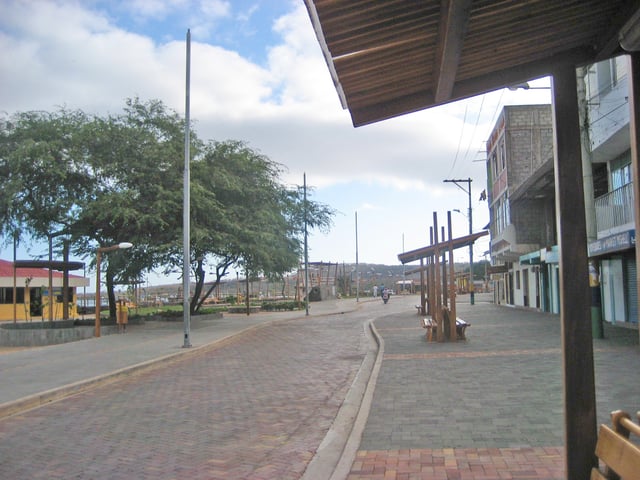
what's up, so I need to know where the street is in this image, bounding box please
[0,296,406,480]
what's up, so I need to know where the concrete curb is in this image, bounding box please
[301,319,384,480]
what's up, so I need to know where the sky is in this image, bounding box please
[0,0,552,286]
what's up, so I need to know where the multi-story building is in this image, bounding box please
[584,55,637,326]
[486,105,559,312]
[486,56,638,328]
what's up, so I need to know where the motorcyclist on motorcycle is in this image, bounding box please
[382,287,390,304]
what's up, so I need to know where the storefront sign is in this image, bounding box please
[588,230,636,256]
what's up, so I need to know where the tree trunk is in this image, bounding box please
[106,263,117,320]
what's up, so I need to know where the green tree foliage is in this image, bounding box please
[72,99,188,317]
[0,109,92,240]
[1,99,335,318]
[0,99,188,318]
[187,140,334,314]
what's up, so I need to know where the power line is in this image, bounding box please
[447,103,468,177]
[462,94,486,166]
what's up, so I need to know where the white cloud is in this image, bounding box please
[0,0,516,271]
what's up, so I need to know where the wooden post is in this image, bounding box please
[245,270,250,316]
[433,212,443,342]
[551,63,597,479]
[428,227,435,316]
[628,52,640,346]
[448,212,457,341]
[63,240,70,321]
[441,226,448,306]
[420,258,426,315]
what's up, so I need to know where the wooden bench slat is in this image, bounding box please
[590,468,609,480]
[619,415,640,438]
[594,424,640,479]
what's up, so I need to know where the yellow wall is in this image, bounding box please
[0,287,80,322]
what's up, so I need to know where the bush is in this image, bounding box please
[260,301,300,311]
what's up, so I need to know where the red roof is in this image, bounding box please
[0,259,84,280]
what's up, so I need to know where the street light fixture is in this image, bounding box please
[507,82,551,91]
[95,242,133,337]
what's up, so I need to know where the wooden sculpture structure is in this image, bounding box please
[398,211,488,342]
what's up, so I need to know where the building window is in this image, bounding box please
[493,194,511,236]
[491,152,498,179]
[596,57,618,97]
[516,271,521,289]
[611,154,632,190]
[504,197,510,226]
[612,163,631,189]
[0,287,25,304]
[56,288,75,303]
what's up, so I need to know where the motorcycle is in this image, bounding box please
[382,289,390,304]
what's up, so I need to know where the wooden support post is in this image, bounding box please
[441,226,448,306]
[447,212,457,341]
[551,64,597,479]
[420,257,426,315]
[628,53,640,346]
[428,227,435,316]
[433,212,443,342]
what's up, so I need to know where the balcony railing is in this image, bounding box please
[594,182,635,237]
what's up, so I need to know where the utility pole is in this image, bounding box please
[304,173,309,316]
[182,29,192,347]
[443,178,474,305]
[355,211,359,302]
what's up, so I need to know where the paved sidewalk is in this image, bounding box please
[347,294,640,479]
[0,297,378,480]
[1,294,638,480]
[0,299,360,416]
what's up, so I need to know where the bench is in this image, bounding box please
[421,316,469,341]
[592,410,640,479]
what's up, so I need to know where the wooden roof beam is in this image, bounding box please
[350,46,593,126]
[433,0,472,103]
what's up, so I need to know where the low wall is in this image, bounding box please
[0,322,118,347]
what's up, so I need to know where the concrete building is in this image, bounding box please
[486,56,638,328]
[584,55,638,326]
[486,105,559,312]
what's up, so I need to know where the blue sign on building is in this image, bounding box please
[588,230,636,256]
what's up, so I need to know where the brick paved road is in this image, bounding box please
[347,296,640,480]
[0,311,375,480]
[2,295,638,480]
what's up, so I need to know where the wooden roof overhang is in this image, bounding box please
[304,0,640,127]
[398,230,488,264]
[304,2,640,477]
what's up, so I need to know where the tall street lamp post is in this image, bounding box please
[444,178,474,305]
[95,242,133,337]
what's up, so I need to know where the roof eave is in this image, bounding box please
[303,0,348,110]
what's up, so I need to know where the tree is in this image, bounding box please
[0,99,190,319]
[72,99,189,318]
[0,109,93,243]
[186,140,334,314]
[1,100,335,319]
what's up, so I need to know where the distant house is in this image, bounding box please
[0,259,89,321]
